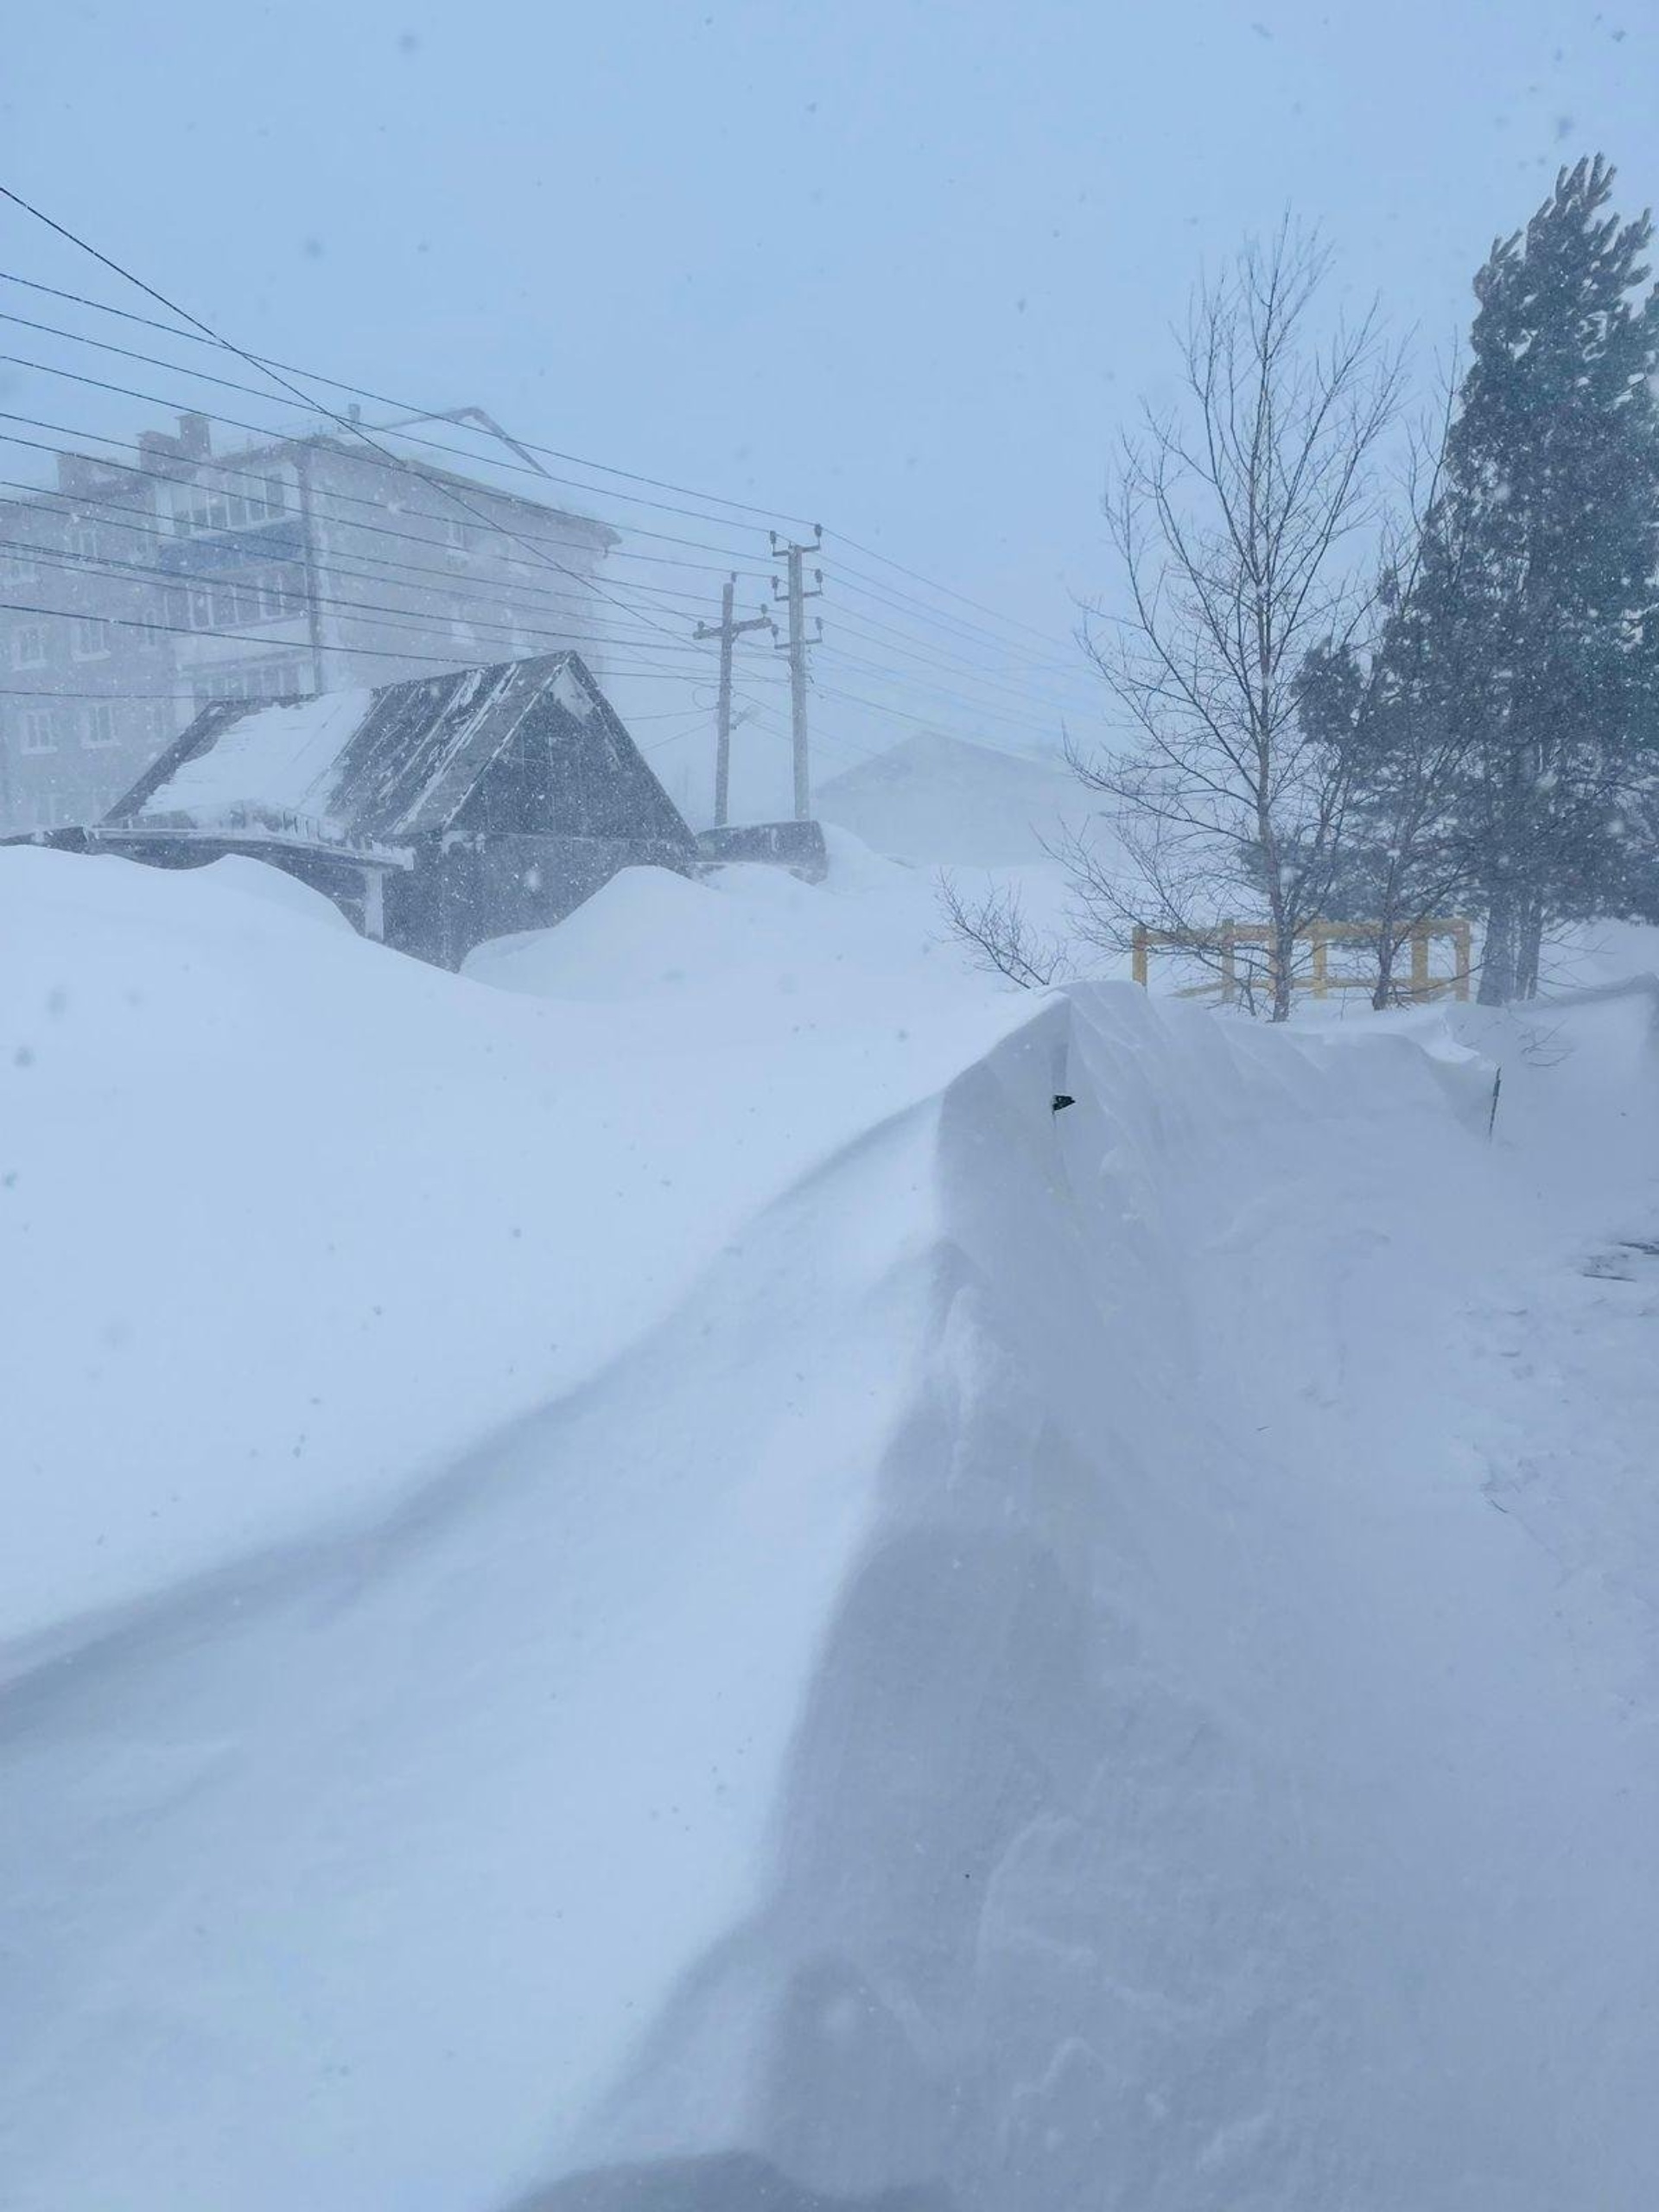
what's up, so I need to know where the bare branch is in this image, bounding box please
[937,872,1072,990]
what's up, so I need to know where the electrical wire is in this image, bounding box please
[0,185,1097,782]
[0,409,766,569]
[826,529,1080,655]
[0,264,819,531]
[0,319,796,537]
[0,532,715,662]
[0,182,709,652]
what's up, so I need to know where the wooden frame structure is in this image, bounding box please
[1131,918,1473,1004]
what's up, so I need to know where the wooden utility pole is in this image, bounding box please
[771,527,823,820]
[694,575,773,828]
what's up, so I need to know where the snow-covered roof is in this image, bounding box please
[137,690,376,826]
[817,728,1091,867]
[107,653,687,852]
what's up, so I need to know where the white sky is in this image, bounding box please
[3,0,1654,811]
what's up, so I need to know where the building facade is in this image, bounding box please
[0,410,616,834]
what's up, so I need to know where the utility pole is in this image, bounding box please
[771,527,823,820]
[694,575,773,828]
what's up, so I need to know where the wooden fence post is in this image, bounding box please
[1221,919,1236,1006]
[1410,926,1431,999]
[1310,920,1329,1000]
[1452,919,1471,1001]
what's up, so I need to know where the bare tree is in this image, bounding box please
[1073,224,1405,1020]
[937,872,1071,989]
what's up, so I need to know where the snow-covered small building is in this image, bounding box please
[48,652,696,966]
[815,730,1089,868]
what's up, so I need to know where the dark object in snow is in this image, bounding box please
[1051,1092,1076,1114]
[509,2150,955,2210]
[1486,1065,1503,1143]
[8,654,702,969]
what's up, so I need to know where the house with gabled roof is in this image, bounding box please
[36,651,697,967]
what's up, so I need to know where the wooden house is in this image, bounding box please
[52,653,698,967]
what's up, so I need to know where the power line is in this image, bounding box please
[0,340,729,634]
[0,316,798,538]
[2,486,1082,751]
[0,221,1090,709]
[824,600,1096,713]
[817,645,1070,741]
[822,555,1085,676]
[0,531,715,662]
[0,184,1096,779]
[826,528,1080,657]
[0,412,773,664]
[0,678,721,721]
[0,409,768,570]
[814,679,1072,743]
[729,689,883,766]
[821,585,1094,688]
[0,264,820,531]
[0,475,769,656]
[0,182,703,653]
[0,594,757,681]
[0,477,756,628]
[0,419,1086,709]
[0,264,1090,684]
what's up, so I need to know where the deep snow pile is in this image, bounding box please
[3,841,1658,2211]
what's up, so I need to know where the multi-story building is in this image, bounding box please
[0,427,184,830]
[0,410,617,834]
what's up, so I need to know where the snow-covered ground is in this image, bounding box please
[3,837,1658,2210]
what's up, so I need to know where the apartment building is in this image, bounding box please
[0,410,617,833]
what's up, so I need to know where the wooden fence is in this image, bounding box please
[1130,918,1473,1005]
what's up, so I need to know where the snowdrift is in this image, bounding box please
[4,847,1659,2211]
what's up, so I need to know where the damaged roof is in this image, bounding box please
[105,652,692,852]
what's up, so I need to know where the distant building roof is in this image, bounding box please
[816,729,1090,867]
[105,652,691,853]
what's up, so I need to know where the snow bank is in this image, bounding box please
[0,842,1017,1641]
[558,988,1659,2211]
[5,846,1659,2211]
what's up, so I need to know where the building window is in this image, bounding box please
[11,626,48,669]
[175,476,287,538]
[190,660,308,709]
[257,569,302,620]
[71,525,99,560]
[20,709,57,753]
[1,550,40,583]
[72,616,111,659]
[442,518,473,551]
[81,702,118,748]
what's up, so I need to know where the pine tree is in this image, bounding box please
[1418,156,1659,1001]
[1294,566,1478,1007]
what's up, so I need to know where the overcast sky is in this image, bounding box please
[3,0,1653,808]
